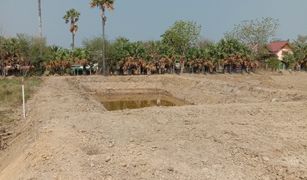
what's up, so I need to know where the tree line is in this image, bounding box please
[1,2,307,76]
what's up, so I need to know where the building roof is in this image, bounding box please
[267,41,290,53]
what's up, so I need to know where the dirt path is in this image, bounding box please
[0,75,307,179]
[0,77,105,179]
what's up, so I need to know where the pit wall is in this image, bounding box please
[69,75,307,105]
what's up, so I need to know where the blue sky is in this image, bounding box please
[1,0,307,48]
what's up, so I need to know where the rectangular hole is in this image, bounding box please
[95,89,189,111]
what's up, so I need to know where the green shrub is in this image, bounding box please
[283,53,296,69]
[267,57,281,71]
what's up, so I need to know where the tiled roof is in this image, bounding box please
[267,41,289,53]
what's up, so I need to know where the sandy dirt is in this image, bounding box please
[0,72,307,179]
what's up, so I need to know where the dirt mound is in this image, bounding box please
[1,73,307,179]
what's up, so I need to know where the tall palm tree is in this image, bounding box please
[63,9,80,50]
[38,0,43,57]
[0,36,5,76]
[38,0,43,39]
[90,0,114,75]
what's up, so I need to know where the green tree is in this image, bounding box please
[72,48,89,60]
[143,41,160,60]
[2,36,30,65]
[83,36,111,64]
[186,47,202,61]
[90,0,115,75]
[226,17,279,48]
[63,9,80,49]
[29,37,51,74]
[109,38,135,61]
[292,35,307,62]
[283,53,296,69]
[161,20,201,56]
[143,41,176,60]
[107,37,130,69]
[197,39,214,49]
[128,41,147,59]
[48,46,70,61]
[216,38,251,59]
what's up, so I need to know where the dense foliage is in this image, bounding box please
[1,18,307,76]
[161,20,201,55]
[0,34,91,76]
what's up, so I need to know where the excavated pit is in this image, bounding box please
[95,89,189,111]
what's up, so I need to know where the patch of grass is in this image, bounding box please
[0,77,41,126]
[0,77,41,107]
[0,110,14,124]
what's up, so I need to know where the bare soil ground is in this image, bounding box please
[0,72,307,179]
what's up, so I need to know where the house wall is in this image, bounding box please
[276,45,293,60]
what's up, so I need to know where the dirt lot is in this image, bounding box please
[0,72,307,179]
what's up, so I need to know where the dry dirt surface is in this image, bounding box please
[0,72,307,179]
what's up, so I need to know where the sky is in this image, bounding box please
[1,0,307,48]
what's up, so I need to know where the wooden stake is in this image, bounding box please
[22,78,26,119]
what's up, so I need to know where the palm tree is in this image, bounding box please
[38,0,43,39]
[90,0,114,75]
[0,36,5,76]
[37,0,43,58]
[63,9,80,49]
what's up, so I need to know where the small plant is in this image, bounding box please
[267,57,281,71]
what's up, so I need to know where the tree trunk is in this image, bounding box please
[38,0,43,39]
[1,58,4,77]
[38,0,43,57]
[101,8,106,76]
[72,33,75,50]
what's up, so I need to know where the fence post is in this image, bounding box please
[22,78,26,119]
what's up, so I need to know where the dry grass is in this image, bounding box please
[0,77,41,126]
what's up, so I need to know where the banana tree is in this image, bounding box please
[216,38,251,59]
[128,42,147,59]
[72,48,90,61]
[186,47,202,61]
[49,47,70,61]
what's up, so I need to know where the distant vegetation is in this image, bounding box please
[1,1,307,76]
